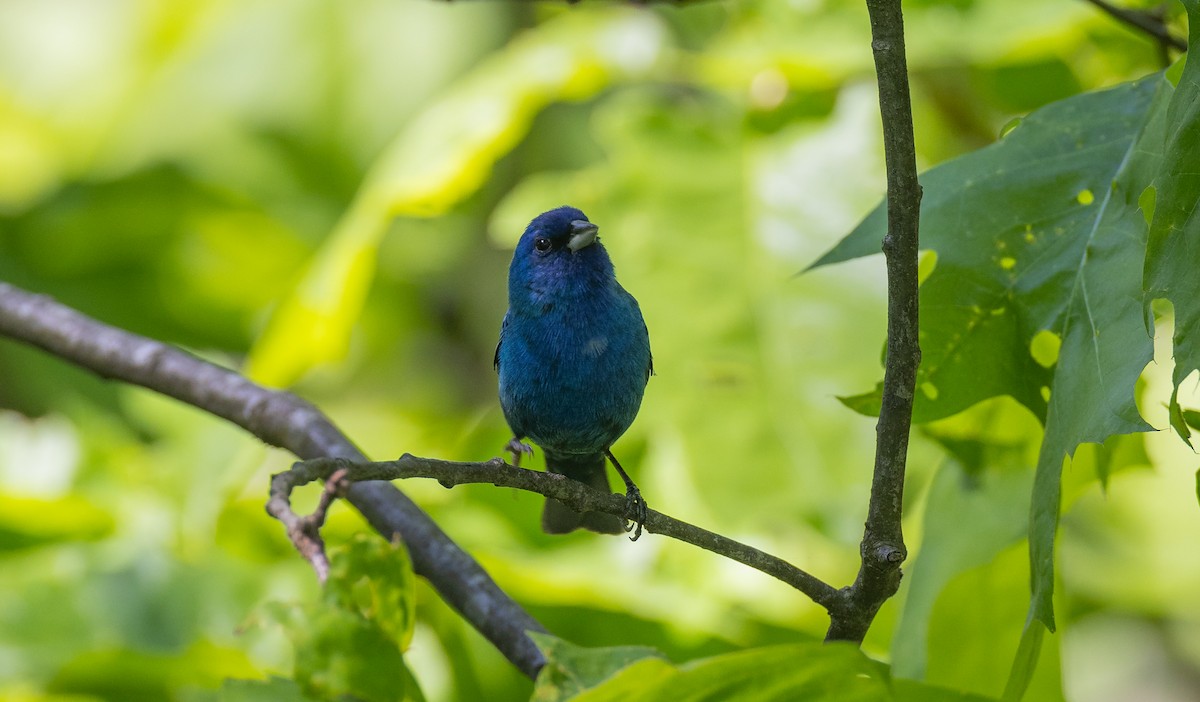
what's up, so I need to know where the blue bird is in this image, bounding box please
[495,206,652,537]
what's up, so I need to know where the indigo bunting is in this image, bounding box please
[495,206,652,537]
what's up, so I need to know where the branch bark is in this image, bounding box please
[0,281,548,679]
[824,0,922,643]
[272,456,842,610]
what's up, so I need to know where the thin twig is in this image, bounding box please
[0,281,548,679]
[1083,0,1187,53]
[274,456,843,610]
[824,0,923,643]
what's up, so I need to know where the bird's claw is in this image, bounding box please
[505,438,534,467]
[622,486,648,541]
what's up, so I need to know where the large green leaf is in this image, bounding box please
[1145,0,1200,444]
[1020,74,1172,637]
[891,456,1032,680]
[813,74,1165,427]
[534,640,889,702]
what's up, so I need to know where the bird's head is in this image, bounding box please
[519,206,601,256]
[509,206,614,303]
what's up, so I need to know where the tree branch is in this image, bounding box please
[0,281,548,679]
[272,456,843,610]
[824,0,922,643]
[1083,0,1187,54]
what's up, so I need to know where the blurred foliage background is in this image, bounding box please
[0,0,1196,700]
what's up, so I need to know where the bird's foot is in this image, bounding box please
[505,438,534,467]
[622,485,648,541]
[604,448,647,541]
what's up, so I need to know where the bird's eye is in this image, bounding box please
[534,237,552,252]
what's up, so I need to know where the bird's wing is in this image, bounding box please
[494,313,509,372]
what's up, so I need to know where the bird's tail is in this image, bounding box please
[542,452,625,535]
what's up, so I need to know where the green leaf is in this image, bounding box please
[1001,621,1044,702]
[1144,0,1200,442]
[530,632,668,702]
[1167,386,1200,450]
[290,606,420,702]
[891,680,998,702]
[1167,389,1192,447]
[1024,71,1175,634]
[812,73,1166,426]
[564,659,678,702]
[0,493,113,552]
[325,534,417,650]
[838,383,884,417]
[534,641,896,702]
[919,544,1063,701]
[654,644,889,702]
[891,456,1032,680]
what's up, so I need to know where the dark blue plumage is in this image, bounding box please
[495,206,652,535]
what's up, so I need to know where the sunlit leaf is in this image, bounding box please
[0,494,113,552]
[0,93,63,209]
[246,9,668,386]
[325,534,417,650]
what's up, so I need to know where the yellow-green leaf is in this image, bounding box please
[246,9,667,386]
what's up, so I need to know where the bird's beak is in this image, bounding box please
[567,221,599,252]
